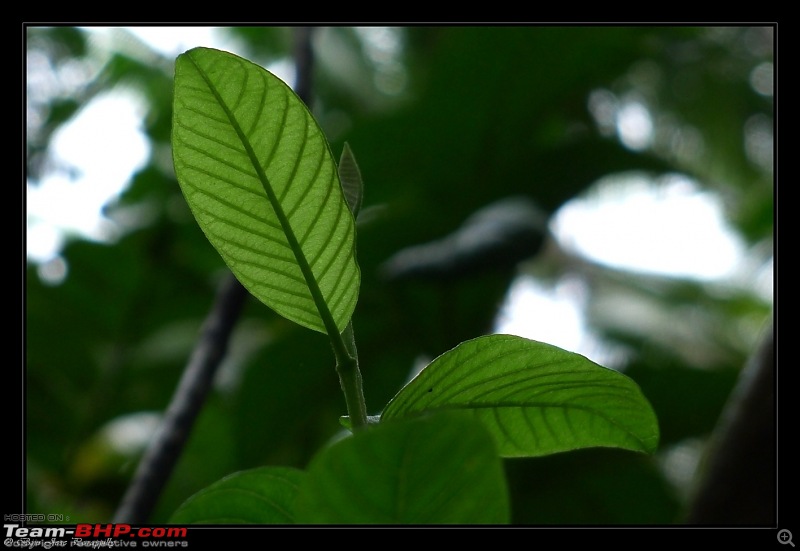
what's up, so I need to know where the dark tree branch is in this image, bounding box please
[113,28,318,523]
[293,26,316,105]
[684,318,775,525]
[113,274,248,523]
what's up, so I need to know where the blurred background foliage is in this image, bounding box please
[25,26,774,524]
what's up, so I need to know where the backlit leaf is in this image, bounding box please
[172,47,359,334]
[338,142,363,218]
[382,334,659,457]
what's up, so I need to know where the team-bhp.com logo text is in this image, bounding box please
[4,524,188,548]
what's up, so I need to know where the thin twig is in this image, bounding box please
[293,26,315,105]
[112,274,248,523]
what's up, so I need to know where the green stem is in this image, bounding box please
[336,320,367,430]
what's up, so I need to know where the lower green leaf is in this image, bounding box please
[169,466,305,524]
[295,412,510,524]
[382,334,660,457]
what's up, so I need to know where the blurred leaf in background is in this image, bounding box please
[25,25,773,524]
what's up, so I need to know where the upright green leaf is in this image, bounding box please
[172,47,359,334]
[295,412,509,524]
[169,466,305,524]
[337,142,363,218]
[382,334,660,457]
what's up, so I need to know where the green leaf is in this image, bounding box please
[295,412,510,524]
[381,334,659,457]
[338,142,363,218]
[172,47,359,334]
[169,466,305,524]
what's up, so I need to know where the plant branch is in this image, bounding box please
[684,318,775,524]
[293,26,314,106]
[112,274,248,523]
[339,321,368,429]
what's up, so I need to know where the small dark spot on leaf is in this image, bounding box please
[428,388,433,393]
